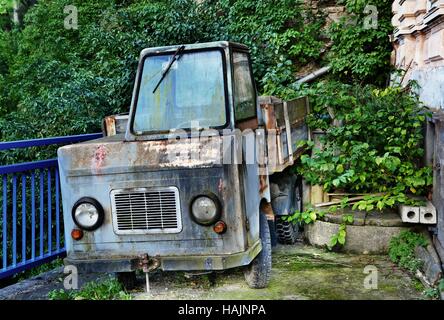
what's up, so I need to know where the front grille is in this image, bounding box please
[111,187,182,234]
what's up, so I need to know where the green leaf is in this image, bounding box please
[377,201,384,210]
[345,214,354,223]
[333,179,341,187]
[336,164,344,174]
[309,211,317,221]
[330,235,338,247]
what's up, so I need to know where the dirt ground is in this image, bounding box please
[132,244,424,300]
[0,244,426,300]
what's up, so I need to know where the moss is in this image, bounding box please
[412,279,424,292]
[135,245,425,300]
[273,254,352,272]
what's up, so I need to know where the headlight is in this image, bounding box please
[190,195,221,225]
[72,197,104,231]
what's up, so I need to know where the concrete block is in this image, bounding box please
[365,210,405,227]
[321,209,366,226]
[399,205,420,223]
[419,202,437,224]
[304,220,412,254]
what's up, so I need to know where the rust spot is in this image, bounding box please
[218,178,224,193]
[93,145,107,171]
[259,175,268,195]
[104,116,116,137]
[263,103,277,130]
[261,202,275,220]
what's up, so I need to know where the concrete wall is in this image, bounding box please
[411,66,444,109]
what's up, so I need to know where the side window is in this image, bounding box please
[233,52,256,121]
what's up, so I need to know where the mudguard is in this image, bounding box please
[270,173,301,216]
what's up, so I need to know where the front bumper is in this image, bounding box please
[64,240,262,273]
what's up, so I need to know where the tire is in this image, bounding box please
[116,271,137,290]
[244,213,272,289]
[268,219,278,247]
[275,217,299,244]
[275,179,301,245]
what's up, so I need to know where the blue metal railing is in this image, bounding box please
[0,133,102,279]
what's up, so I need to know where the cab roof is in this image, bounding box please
[139,41,249,56]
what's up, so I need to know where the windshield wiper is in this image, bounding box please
[152,45,186,94]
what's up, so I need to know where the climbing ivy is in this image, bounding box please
[287,83,432,248]
[0,0,326,145]
[296,84,432,196]
[328,0,393,86]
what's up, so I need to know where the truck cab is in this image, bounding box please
[58,41,308,289]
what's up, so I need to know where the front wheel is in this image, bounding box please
[244,213,272,289]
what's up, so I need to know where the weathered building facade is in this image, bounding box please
[392,0,444,264]
[392,0,444,109]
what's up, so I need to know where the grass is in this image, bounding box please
[388,231,443,299]
[48,276,132,300]
[388,231,427,273]
[13,258,64,281]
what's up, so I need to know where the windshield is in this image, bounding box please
[133,49,227,133]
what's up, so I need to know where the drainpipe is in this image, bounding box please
[12,1,19,24]
[296,65,331,84]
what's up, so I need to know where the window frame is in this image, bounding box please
[129,47,231,136]
[231,49,258,123]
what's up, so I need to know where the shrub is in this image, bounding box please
[388,230,427,273]
[297,83,432,197]
[0,0,326,146]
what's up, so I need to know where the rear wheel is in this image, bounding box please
[276,181,302,245]
[116,271,137,290]
[244,213,272,289]
[275,217,299,244]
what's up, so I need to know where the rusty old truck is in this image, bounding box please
[57,41,309,289]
